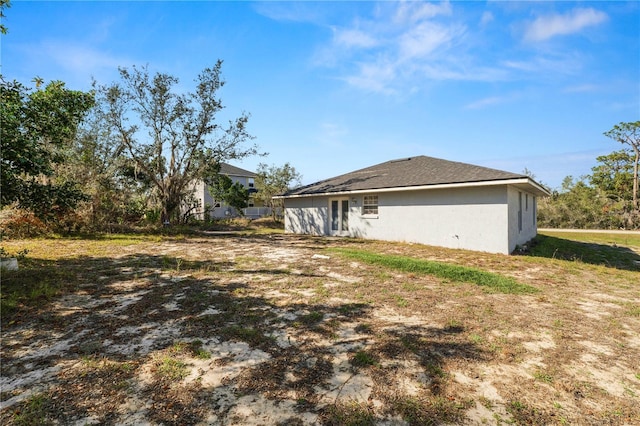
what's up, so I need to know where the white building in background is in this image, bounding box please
[190,163,265,219]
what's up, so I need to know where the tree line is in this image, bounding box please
[538,121,640,230]
[1,65,300,237]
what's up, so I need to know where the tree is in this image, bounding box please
[537,176,616,229]
[590,150,634,201]
[97,62,258,224]
[1,0,10,35]
[604,121,640,211]
[0,78,94,219]
[60,101,153,228]
[207,174,249,216]
[255,162,301,220]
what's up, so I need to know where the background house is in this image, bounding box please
[190,163,263,219]
[279,156,550,254]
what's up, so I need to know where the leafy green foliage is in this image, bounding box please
[96,62,258,224]
[590,150,634,202]
[0,0,10,35]
[254,162,301,219]
[0,78,94,219]
[538,122,640,229]
[207,173,249,215]
[604,121,640,212]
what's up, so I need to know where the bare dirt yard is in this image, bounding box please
[1,231,639,425]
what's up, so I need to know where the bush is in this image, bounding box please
[0,208,50,239]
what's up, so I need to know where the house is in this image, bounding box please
[278,156,550,254]
[190,163,260,219]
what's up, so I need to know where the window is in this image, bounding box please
[525,194,529,210]
[363,195,378,215]
[248,178,255,188]
[518,192,523,232]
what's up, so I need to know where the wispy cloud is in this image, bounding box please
[502,52,583,76]
[332,27,379,49]
[264,2,603,96]
[393,0,452,24]
[343,60,398,95]
[311,1,490,94]
[253,2,325,24]
[524,8,608,42]
[464,96,508,110]
[15,40,126,87]
[316,121,349,147]
[480,11,494,27]
[563,83,598,93]
[399,22,463,60]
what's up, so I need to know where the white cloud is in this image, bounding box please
[480,11,494,26]
[393,0,452,24]
[502,52,582,75]
[343,60,397,94]
[332,28,378,49]
[399,22,460,59]
[524,8,608,42]
[300,2,600,95]
[253,2,324,23]
[317,2,471,94]
[15,40,126,88]
[563,84,598,93]
[464,96,507,110]
[316,122,349,147]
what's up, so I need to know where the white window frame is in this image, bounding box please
[362,195,378,216]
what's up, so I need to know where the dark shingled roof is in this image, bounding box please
[220,163,256,178]
[284,156,532,196]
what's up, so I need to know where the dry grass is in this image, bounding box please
[1,232,638,425]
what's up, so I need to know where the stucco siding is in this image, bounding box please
[507,186,538,252]
[284,186,517,254]
[284,196,329,236]
[350,186,509,254]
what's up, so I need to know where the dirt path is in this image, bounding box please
[1,234,639,425]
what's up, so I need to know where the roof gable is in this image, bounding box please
[284,156,548,197]
[220,163,257,178]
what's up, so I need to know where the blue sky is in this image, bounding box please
[2,1,639,190]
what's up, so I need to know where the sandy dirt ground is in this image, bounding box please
[1,234,639,425]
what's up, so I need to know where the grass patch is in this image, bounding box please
[322,401,375,425]
[625,304,640,317]
[350,350,377,368]
[390,395,467,425]
[155,357,189,381]
[0,259,78,320]
[170,340,211,360]
[12,392,52,426]
[219,325,274,348]
[330,248,537,294]
[531,232,640,270]
[533,369,554,384]
[299,311,324,325]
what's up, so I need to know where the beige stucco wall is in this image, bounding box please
[284,185,541,254]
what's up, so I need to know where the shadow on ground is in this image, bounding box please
[523,234,640,271]
[1,248,485,425]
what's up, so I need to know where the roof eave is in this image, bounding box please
[275,177,551,199]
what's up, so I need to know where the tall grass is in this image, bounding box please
[331,248,537,295]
